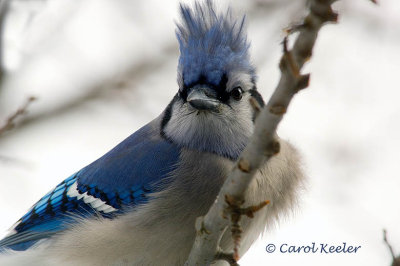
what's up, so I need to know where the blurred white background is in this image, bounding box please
[0,0,399,265]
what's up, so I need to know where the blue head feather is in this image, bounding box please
[176,1,256,88]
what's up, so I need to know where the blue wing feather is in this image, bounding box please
[0,121,180,251]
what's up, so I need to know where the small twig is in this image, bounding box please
[384,229,396,260]
[0,96,36,136]
[383,229,400,266]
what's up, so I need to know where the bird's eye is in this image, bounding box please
[230,87,243,101]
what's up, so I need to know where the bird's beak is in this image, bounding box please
[187,87,220,112]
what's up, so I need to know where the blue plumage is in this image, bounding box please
[176,1,255,88]
[16,174,79,233]
[0,122,180,251]
[78,123,179,198]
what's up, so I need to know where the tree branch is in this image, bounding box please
[0,96,36,136]
[185,0,339,265]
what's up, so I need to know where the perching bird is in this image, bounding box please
[0,1,304,265]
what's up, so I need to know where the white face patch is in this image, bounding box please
[67,182,117,214]
[163,92,255,159]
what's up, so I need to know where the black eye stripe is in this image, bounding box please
[180,73,231,103]
[179,74,264,106]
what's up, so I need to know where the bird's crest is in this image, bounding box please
[176,0,255,88]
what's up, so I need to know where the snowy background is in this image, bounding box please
[0,0,399,265]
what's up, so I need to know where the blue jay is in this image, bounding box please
[0,1,304,265]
